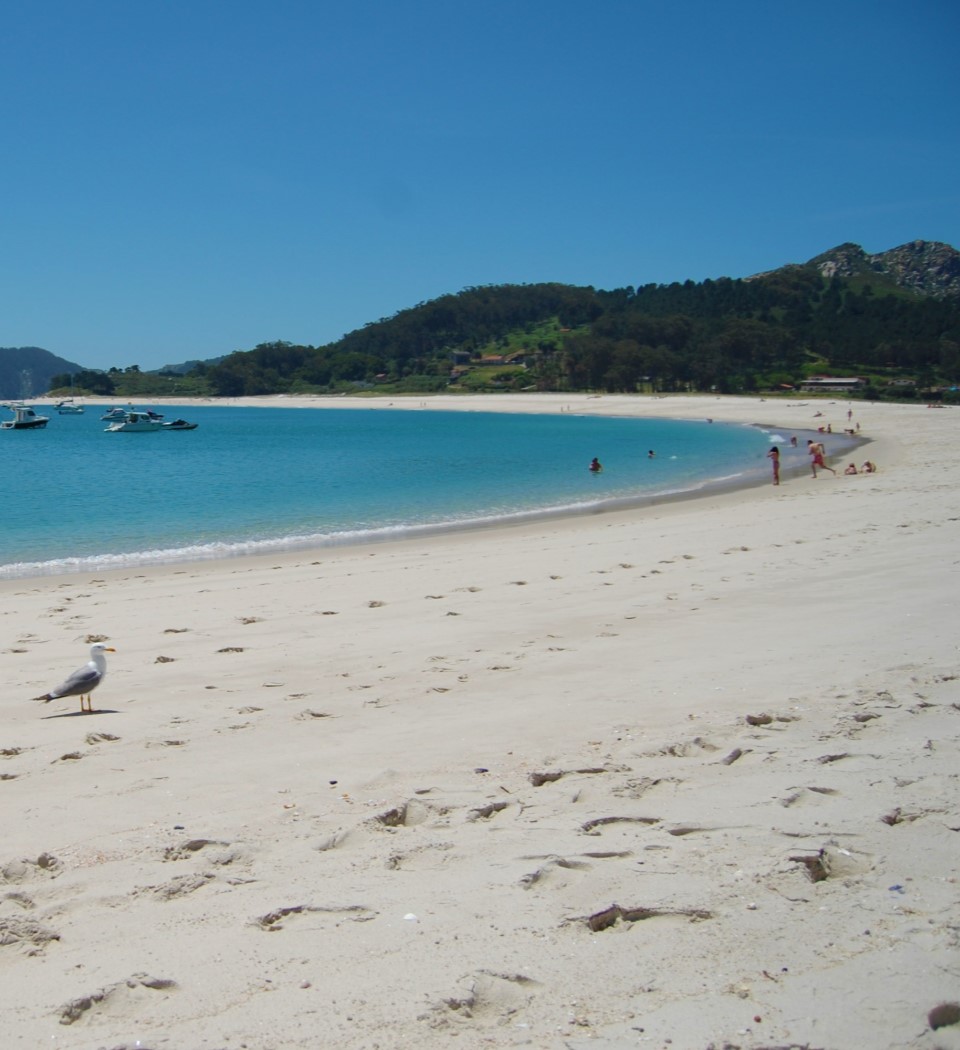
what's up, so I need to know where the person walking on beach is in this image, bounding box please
[807,439,836,478]
[767,445,780,485]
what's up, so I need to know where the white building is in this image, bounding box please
[799,376,866,392]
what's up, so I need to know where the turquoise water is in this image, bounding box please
[0,404,802,579]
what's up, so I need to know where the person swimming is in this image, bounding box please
[589,457,603,473]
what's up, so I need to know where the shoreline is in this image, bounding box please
[2,394,956,1049]
[5,394,870,582]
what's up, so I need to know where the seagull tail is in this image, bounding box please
[30,693,55,704]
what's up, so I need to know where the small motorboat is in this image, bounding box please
[101,406,131,421]
[162,418,199,431]
[56,399,84,414]
[104,410,163,432]
[1,404,50,430]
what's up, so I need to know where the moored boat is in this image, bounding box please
[161,418,199,430]
[56,399,84,414]
[104,410,164,432]
[101,406,131,421]
[1,404,50,430]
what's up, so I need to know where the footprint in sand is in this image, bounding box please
[467,801,510,821]
[581,815,660,835]
[371,800,438,828]
[1,853,63,883]
[434,971,537,1026]
[58,974,178,1026]
[254,903,376,931]
[140,873,217,901]
[0,916,60,948]
[385,841,454,871]
[576,903,712,932]
[162,839,230,862]
[520,856,590,889]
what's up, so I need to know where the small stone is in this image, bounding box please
[929,1003,960,1030]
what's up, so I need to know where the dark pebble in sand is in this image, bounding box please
[929,1003,960,1030]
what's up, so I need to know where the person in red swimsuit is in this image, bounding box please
[807,439,836,478]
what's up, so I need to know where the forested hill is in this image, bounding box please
[199,240,960,399]
[0,346,84,401]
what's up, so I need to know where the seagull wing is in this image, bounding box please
[50,662,102,699]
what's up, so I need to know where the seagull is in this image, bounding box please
[32,643,116,713]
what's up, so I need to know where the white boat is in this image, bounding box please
[56,399,84,414]
[1,404,50,430]
[104,410,164,432]
[101,406,130,421]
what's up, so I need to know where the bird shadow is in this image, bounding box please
[41,709,124,719]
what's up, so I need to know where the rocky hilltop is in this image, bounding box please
[805,240,960,299]
[0,346,84,401]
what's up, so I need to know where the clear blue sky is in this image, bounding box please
[2,1,957,371]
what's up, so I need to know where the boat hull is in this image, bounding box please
[1,406,50,429]
[1,419,48,429]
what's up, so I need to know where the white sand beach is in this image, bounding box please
[2,393,958,1049]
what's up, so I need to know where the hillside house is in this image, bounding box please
[799,376,866,393]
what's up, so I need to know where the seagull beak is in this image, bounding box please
[105,647,117,652]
